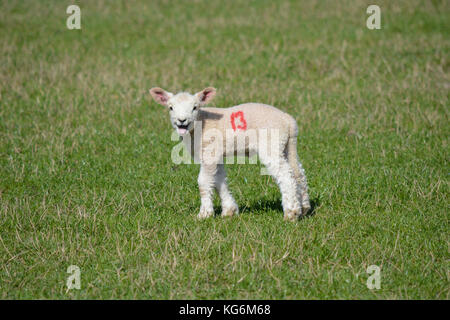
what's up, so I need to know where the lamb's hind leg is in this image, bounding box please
[296,161,311,215]
[259,153,301,221]
[215,164,239,217]
[286,135,311,216]
[197,164,217,219]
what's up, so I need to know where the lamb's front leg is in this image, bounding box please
[197,164,217,219]
[215,164,239,217]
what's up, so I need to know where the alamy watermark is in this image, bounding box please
[170,122,281,175]
[66,265,81,290]
[366,5,381,30]
[66,5,81,30]
[366,265,381,289]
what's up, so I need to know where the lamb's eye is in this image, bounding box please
[193,104,198,111]
[168,104,173,111]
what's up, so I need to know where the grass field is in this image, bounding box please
[0,0,448,299]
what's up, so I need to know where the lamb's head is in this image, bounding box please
[149,87,216,135]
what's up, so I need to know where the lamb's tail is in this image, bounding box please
[287,118,311,214]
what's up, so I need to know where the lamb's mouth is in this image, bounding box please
[176,124,190,135]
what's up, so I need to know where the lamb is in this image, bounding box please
[149,87,310,221]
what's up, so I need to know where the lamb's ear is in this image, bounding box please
[149,87,173,107]
[196,87,216,106]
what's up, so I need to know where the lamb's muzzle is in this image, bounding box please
[149,87,311,221]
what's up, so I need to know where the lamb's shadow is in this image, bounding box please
[240,196,321,219]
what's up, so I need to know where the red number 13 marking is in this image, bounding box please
[230,111,247,131]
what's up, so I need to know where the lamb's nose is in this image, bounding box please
[178,119,187,124]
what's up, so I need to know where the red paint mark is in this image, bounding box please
[230,111,247,131]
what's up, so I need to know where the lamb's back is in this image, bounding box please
[201,103,295,133]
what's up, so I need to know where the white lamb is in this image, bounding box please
[149,87,310,221]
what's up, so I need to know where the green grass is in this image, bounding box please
[0,0,448,299]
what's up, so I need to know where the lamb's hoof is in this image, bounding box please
[197,207,214,219]
[284,209,300,221]
[221,205,239,217]
[301,203,311,216]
